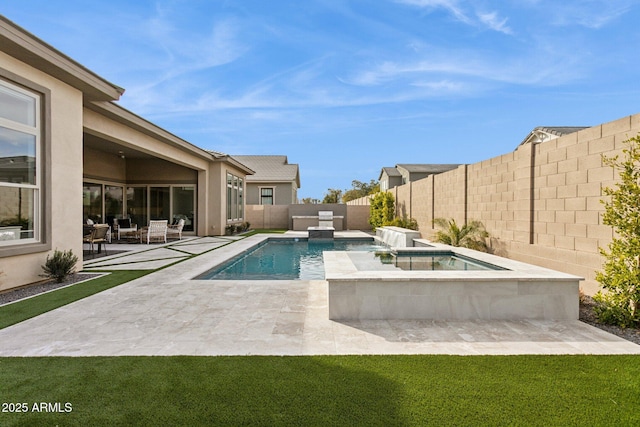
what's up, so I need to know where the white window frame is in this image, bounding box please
[226,172,244,222]
[0,79,41,247]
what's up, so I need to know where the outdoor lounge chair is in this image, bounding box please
[83,223,110,257]
[114,217,137,240]
[167,218,185,240]
[140,220,168,244]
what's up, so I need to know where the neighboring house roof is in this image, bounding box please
[379,167,402,179]
[379,164,460,181]
[396,164,461,174]
[231,155,300,188]
[518,126,588,147]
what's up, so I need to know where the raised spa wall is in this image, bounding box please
[324,242,582,321]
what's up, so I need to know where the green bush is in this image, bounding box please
[41,249,78,283]
[592,291,636,327]
[369,192,395,228]
[386,216,418,230]
[433,218,489,252]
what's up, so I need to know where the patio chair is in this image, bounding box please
[114,217,137,240]
[167,218,185,240]
[83,224,110,257]
[140,220,168,244]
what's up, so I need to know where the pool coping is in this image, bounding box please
[325,241,584,282]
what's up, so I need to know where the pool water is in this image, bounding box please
[373,251,504,271]
[195,239,386,280]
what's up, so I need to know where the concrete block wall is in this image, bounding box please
[411,176,434,232]
[432,165,467,226]
[246,204,372,231]
[384,113,640,295]
[346,205,372,230]
[244,205,289,229]
[394,182,412,219]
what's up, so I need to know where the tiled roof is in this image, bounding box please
[232,155,300,187]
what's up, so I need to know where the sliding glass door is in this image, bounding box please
[126,186,147,229]
[105,185,123,227]
[82,183,103,223]
[125,185,195,232]
[172,186,195,232]
[150,187,170,220]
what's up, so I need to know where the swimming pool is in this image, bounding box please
[194,238,386,280]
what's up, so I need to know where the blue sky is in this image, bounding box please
[3,1,640,199]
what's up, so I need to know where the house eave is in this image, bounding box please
[0,15,124,102]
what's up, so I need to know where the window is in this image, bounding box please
[226,172,244,221]
[260,187,274,205]
[0,80,41,246]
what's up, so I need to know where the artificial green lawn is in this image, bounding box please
[0,270,149,329]
[1,355,638,426]
[1,238,638,425]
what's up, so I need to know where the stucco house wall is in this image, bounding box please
[245,182,295,205]
[0,51,84,291]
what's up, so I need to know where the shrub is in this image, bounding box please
[369,192,395,228]
[386,216,419,230]
[592,291,636,328]
[433,218,489,252]
[41,249,78,283]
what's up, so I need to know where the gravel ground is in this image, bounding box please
[2,278,640,346]
[579,295,640,345]
[0,273,103,306]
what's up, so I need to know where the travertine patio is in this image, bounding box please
[1,233,639,356]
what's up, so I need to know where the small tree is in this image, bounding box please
[594,134,640,327]
[322,188,342,204]
[342,179,380,203]
[433,218,489,252]
[369,192,395,228]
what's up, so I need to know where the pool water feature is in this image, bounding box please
[195,238,386,280]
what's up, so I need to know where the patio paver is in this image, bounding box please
[2,232,640,356]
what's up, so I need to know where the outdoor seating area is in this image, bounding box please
[82,218,187,255]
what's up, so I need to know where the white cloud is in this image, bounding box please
[395,0,471,24]
[477,11,512,34]
[395,0,514,34]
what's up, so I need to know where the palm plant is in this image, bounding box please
[433,218,489,252]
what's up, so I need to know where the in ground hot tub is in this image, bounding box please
[324,243,582,321]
